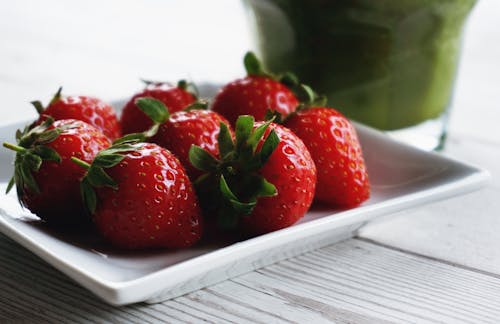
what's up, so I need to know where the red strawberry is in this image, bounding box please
[74,142,202,249]
[33,88,121,141]
[133,98,233,179]
[285,107,370,207]
[189,115,316,234]
[120,80,196,135]
[3,118,111,225]
[211,52,299,125]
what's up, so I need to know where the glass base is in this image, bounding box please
[385,114,448,151]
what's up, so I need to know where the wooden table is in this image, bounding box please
[1,1,499,322]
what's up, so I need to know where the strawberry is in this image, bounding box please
[135,98,233,180]
[73,142,202,250]
[189,115,316,234]
[211,52,300,125]
[3,118,111,225]
[72,101,203,249]
[32,88,121,141]
[120,80,197,135]
[284,107,370,207]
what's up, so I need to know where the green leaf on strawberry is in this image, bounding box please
[213,52,325,126]
[3,117,63,195]
[218,123,235,160]
[113,97,170,145]
[244,51,324,107]
[188,115,279,229]
[31,87,121,141]
[72,143,139,213]
[140,79,200,100]
[183,100,209,111]
[74,97,170,213]
[188,145,219,172]
[30,87,63,115]
[243,52,271,78]
[4,117,111,226]
[177,79,200,98]
[135,97,170,123]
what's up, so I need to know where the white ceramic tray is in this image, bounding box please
[0,102,489,306]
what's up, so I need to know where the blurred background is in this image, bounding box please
[0,0,498,142]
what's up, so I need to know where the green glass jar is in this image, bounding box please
[245,0,476,150]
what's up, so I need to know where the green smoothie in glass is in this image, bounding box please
[245,0,476,149]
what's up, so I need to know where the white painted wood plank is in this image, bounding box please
[233,240,500,324]
[0,298,51,323]
[3,232,500,323]
[209,280,390,324]
[176,290,285,324]
[0,236,169,323]
[129,304,207,324]
[148,301,231,323]
[177,280,335,324]
[360,136,500,274]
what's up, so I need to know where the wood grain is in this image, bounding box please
[2,233,500,323]
[360,135,500,274]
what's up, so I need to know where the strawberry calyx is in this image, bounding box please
[113,97,170,145]
[73,97,169,214]
[72,141,144,214]
[141,78,199,99]
[183,99,209,111]
[188,115,280,229]
[136,96,208,122]
[243,51,273,78]
[31,87,63,114]
[2,117,63,196]
[244,51,325,108]
[177,79,199,98]
[279,73,327,108]
[263,91,328,125]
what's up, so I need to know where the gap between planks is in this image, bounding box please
[2,234,500,323]
[356,237,500,280]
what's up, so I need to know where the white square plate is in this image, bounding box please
[0,96,489,305]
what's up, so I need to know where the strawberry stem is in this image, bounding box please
[3,142,26,153]
[71,157,91,170]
